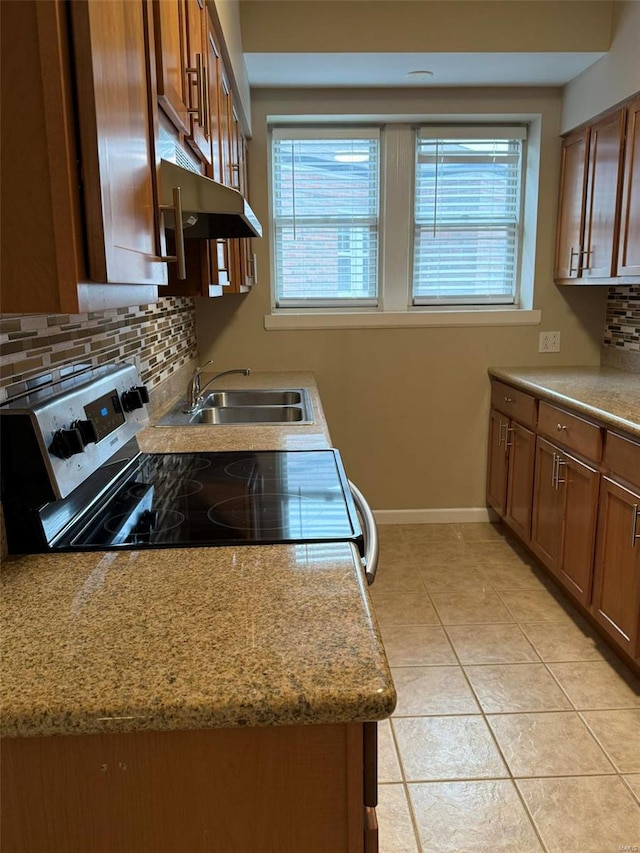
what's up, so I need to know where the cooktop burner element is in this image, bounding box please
[57,449,361,552]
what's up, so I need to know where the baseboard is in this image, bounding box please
[373,507,493,525]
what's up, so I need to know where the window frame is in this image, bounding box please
[266,117,542,329]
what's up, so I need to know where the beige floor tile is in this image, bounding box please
[498,588,577,624]
[378,524,406,545]
[417,562,491,593]
[479,561,549,591]
[370,562,427,594]
[393,715,508,781]
[454,522,512,543]
[371,592,440,627]
[378,719,403,783]
[548,661,640,710]
[446,624,540,664]
[401,524,461,543]
[624,774,640,802]
[410,539,473,562]
[465,663,573,713]
[517,776,640,853]
[392,666,480,716]
[430,590,515,625]
[380,626,456,666]
[409,780,544,853]
[377,784,419,853]
[487,712,614,777]
[581,710,640,773]
[520,621,612,662]
[468,540,533,566]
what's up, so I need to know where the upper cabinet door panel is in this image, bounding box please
[555,129,589,280]
[617,97,640,277]
[153,0,190,134]
[581,109,625,280]
[185,0,211,165]
[71,0,166,286]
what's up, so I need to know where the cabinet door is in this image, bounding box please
[71,0,166,286]
[504,423,535,543]
[207,25,223,183]
[554,129,589,280]
[592,478,640,659]
[617,97,640,277]
[531,438,564,574]
[486,409,509,516]
[184,0,211,165]
[557,453,599,606]
[153,0,189,134]
[581,109,626,279]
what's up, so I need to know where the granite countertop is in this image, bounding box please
[489,365,640,438]
[0,370,396,739]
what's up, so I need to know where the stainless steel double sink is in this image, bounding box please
[156,388,313,426]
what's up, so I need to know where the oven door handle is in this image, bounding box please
[348,480,379,586]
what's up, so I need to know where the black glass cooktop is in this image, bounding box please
[59,450,362,551]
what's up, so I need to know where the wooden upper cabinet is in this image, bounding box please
[555,129,589,280]
[207,26,223,183]
[71,0,166,288]
[555,95,639,285]
[184,0,211,165]
[581,108,626,280]
[617,96,640,277]
[152,0,189,134]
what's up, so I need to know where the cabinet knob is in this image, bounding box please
[557,424,567,431]
[504,397,513,403]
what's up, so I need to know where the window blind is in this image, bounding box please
[271,130,380,306]
[413,128,525,305]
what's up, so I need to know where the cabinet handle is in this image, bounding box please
[569,246,582,275]
[555,458,566,488]
[186,54,205,128]
[158,187,187,280]
[632,504,640,548]
[251,252,257,283]
[581,247,592,272]
[504,425,516,450]
[556,423,567,432]
[498,420,506,448]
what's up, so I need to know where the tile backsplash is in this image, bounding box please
[0,298,197,403]
[603,285,640,351]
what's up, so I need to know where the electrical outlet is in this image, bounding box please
[539,331,561,353]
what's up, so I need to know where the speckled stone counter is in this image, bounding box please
[489,366,640,438]
[139,371,332,454]
[1,542,395,738]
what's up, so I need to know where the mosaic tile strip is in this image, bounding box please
[0,298,197,403]
[603,285,640,352]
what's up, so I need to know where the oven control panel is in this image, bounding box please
[0,363,149,499]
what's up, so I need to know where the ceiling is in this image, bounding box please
[244,51,606,89]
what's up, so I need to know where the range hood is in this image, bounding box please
[159,159,262,239]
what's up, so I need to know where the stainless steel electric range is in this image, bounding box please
[0,363,377,582]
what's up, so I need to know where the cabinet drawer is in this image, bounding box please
[491,381,537,428]
[604,432,640,487]
[538,402,602,462]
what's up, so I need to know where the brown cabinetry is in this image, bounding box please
[487,383,536,543]
[617,96,640,277]
[1,0,166,313]
[531,437,599,606]
[153,0,190,134]
[486,379,640,669]
[555,94,640,285]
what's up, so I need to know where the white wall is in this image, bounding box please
[561,0,640,132]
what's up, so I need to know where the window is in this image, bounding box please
[413,128,525,306]
[269,122,535,324]
[271,129,380,307]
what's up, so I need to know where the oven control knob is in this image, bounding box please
[121,385,149,412]
[49,427,84,459]
[71,419,99,446]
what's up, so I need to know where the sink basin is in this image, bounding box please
[194,406,305,424]
[203,390,302,407]
[155,388,313,426]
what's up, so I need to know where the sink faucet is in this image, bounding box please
[185,360,251,411]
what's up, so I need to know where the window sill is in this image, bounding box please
[264,308,542,331]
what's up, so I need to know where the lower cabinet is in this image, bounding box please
[486,378,640,669]
[531,438,599,607]
[1,722,375,853]
[592,477,640,659]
